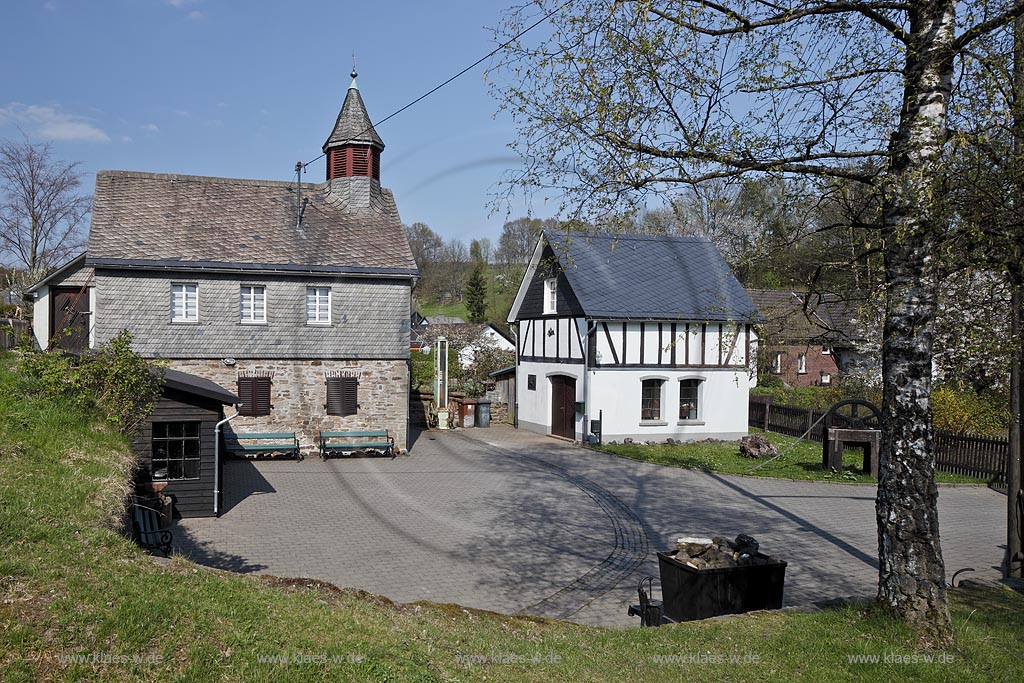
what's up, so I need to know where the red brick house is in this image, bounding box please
[747,290,874,387]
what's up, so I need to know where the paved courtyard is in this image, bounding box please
[174,425,1006,627]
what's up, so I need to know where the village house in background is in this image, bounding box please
[746,289,876,387]
[411,312,514,367]
[28,72,417,463]
[508,232,758,443]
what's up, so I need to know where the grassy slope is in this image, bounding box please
[597,430,986,485]
[0,354,1021,682]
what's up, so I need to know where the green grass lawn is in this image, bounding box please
[1,352,1020,682]
[596,430,987,485]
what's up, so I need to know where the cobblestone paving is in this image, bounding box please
[174,425,1006,628]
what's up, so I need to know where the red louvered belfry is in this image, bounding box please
[323,70,385,182]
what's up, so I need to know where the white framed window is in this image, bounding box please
[822,343,832,355]
[771,352,782,374]
[170,283,198,323]
[820,372,832,385]
[306,287,331,325]
[239,285,266,324]
[543,278,557,315]
[679,379,702,421]
[641,378,664,422]
[797,352,807,374]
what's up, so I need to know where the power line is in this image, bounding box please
[300,1,570,172]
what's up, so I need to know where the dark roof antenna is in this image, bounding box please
[294,160,304,232]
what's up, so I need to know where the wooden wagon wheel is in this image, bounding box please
[822,398,882,469]
[825,398,881,430]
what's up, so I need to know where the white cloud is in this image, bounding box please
[186,10,204,20]
[0,102,110,142]
[167,0,199,8]
[142,123,160,133]
[43,1,57,11]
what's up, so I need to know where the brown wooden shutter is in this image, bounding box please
[252,377,272,416]
[237,377,255,416]
[326,376,358,416]
[238,376,272,416]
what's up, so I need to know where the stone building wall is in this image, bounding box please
[167,358,409,454]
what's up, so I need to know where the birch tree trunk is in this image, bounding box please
[877,0,956,644]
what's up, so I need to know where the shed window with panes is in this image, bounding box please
[237,376,272,416]
[641,379,664,421]
[326,376,359,416]
[170,283,198,323]
[306,287,331,325]
[239,285,266,324]
[151,422,201,480]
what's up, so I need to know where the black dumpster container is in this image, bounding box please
[657,550,786,622]
[475,400,491,428]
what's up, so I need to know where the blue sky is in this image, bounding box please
[0,0,549,244]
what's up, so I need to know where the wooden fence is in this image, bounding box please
[1,318,29,350]
[750,398,1007,483]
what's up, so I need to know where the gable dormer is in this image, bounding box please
[510,241,585,320]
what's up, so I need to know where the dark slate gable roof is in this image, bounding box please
[323,85,384,151]
[87,171,416,274]
[546,232,756,321]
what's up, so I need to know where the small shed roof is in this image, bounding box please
[158,368,238,405]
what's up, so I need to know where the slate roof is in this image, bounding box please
[425,315,465,325]
[323,81,384,151]
[545,232,757,322]
[86,171,417,275]
[158,368,238,405]
[746,289,870,345]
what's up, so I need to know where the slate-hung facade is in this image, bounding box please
[30,73,417,455]
[508,233,758,443]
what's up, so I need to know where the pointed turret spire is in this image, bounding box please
[323,68,384,182]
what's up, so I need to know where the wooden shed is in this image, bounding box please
[487,365,516,424]
[133,369,238,518]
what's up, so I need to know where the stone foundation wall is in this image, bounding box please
[166,358,409,454]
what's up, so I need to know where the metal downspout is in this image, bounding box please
[582,320,597,444]
[213,407,241,516]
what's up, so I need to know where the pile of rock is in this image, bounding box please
[674,534,771,569]
[739,434,779,459]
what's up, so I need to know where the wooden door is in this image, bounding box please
[50,287,90,352]
[550,375,576,439]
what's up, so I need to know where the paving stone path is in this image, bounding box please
[174,425,1006,627]
[459,432,650,619]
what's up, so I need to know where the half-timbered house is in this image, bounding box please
[507,232,758,443]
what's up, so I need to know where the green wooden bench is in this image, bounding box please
[319,430,394,460]
[132,500,172,557]
[225,432,302,461]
